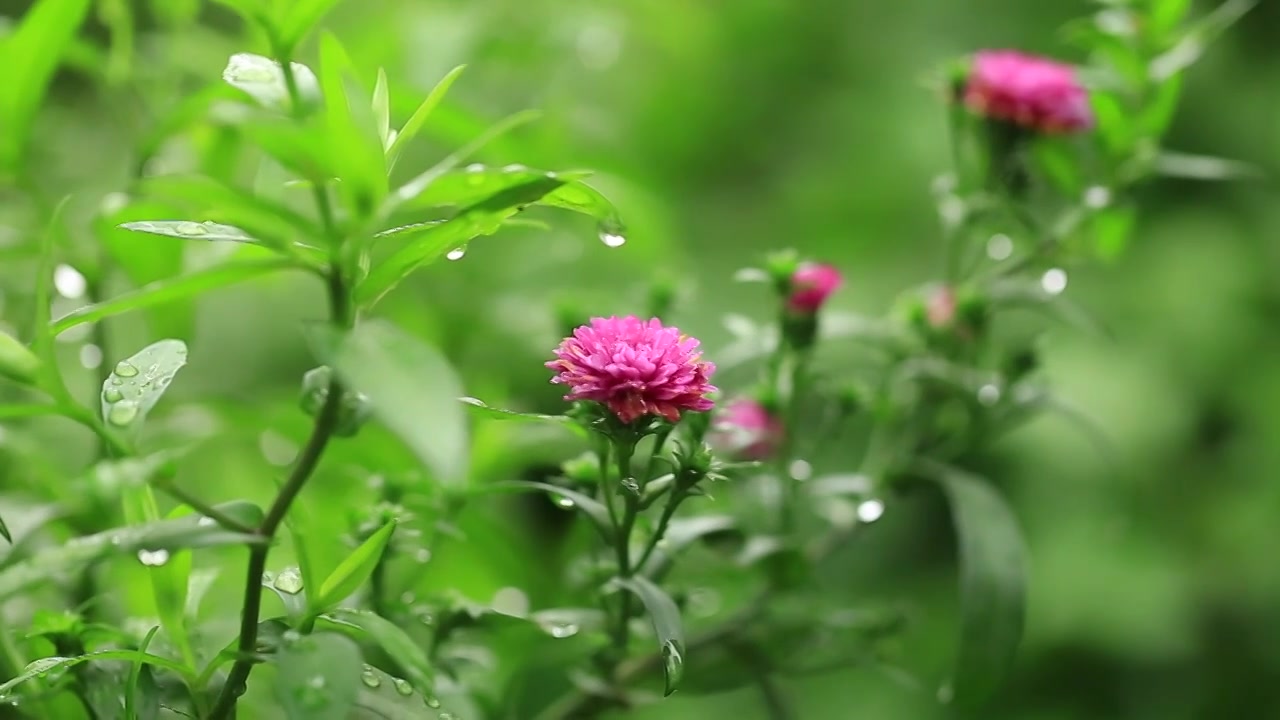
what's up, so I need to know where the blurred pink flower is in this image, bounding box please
[788,263,843,313]
[963,50,1093,133]
[927,285,957,329]
[710,398,784,460]
[547,316,717,424]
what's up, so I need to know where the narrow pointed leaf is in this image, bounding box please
[485,481,612,535]
[100,339,188,433]
[119,220,257,244]
[50,258,298,336]
[324,609,436,696]
[924,462,1028,705]
[0,649,191,696]
[315,519,397,610]
[385,65,466,167]
[612,576,686,695]
[278,0,345,54]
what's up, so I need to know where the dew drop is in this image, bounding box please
[400,591,416,605]
[53,264,87,299]
[788,459,813,481]
[103,387,124,403]
[1083,185,1112,209]
[23,658,68,677]
[137,548,170,567]
[113,361,139,378]
[361,668,381,688]
[197,516,216,527]
[986,234,1013,261]
[1041,268,1068,295]
[546,622,579,638]
[175,221,208,236]
[424,696,442,709]
[660,640,684,696]
[598,231,626,248]
[464,164,485,185]
[438,713,457,720]
[414,548,432,563]
[413,606,435,625]
[977,383,1001,406]
[110,377,123,386]
[502,163,527,173]
[554,496,576,509]
[107,401,140,426]
[856,499,885,523]
[80,344,103,370]
[393,678,414,696]
[445,247,467,261]
[281,630,302,644]
[273,566,304,594]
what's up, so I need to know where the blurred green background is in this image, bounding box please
[2,0,1279,718]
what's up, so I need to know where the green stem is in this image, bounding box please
[610,440,638,658]
[207,271,350,720]
[154,482,255,533]
[634,491,681,573]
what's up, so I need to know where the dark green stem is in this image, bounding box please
[610,439,638,657]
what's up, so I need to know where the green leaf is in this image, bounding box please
[1089,92,1135,156]
[263,566,309,621]
[125,626,161,720]
[1149,0,1256,81]
[242,118,341,184]
[986,281,1112,339]
[0,329,40,386]
[100,339,188,433]
[323,609,435,697]
[385,64,466,169]
[1029,138,1085,196]
[118,220,257,244]
[399,164,593,212]
[0,648,192,697]
[150,506,195,667]
[314,519,397,611]
[1149,0,1194,38]
[314,320,468,489]
[273,632,363,720]
[1091,203,1137,260]
[459,397,580,429]
[0,514,10,544]
[1153,150,1260,181]
[0,501,263,601]
[925,462,1028,706]
[31,198,71,398]
[351,664,468,720]
[538,179,626,240]
[276,0,344,55]
[318,32,386,220]
[484,481,613,536]
[50,258,299,336]
[612,576,686,696]
[1139,75,1183,138]
[372,68,391,149]
[222,52,319,111]
[0,0,93,174]
[137,175,325,255]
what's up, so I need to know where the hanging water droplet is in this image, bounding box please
[103,387,124,403]
[424,695,442,708]
[393,678,414,696]
[273,566,304,594]
[137,548,170,566]
[856,499,885,523]
[986,234,1014,261]
[113,361,139,378]
[554,495,576,509]
[175,221,208,236]
[107,400,140,426]
[546,622,579,638]
[445,247,467,261]
[1040,268,1068,295]
[598,231,626,248]
[361,667,381,688]
[53,264,87,299]
[80,344,103,370]
[660,640,684,696]
[977,383,1001,406]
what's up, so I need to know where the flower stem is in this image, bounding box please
[610,439,638,658]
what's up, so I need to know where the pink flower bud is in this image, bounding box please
[787,263,843,314]
[963,50,1093,134]
[709,398,784,460]
[926,285,957,329]
[546,316,717,424]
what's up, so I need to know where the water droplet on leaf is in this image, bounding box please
[660,640,684,696]
[53,264,87,299]
[856,499,885,523]
[361,668,381,688]
[273,566,304,594]
[554,496,576,509]
[103,387,124,403]
[175,221,208,236]
[445,247,467,261]
[137,548,170,566]
[546,622,579,638]
[438,713,457,720]
[113,361,139,378]
[414,548,432,563]
[1040,268,1068,295]
[424,696,442,708]
[502,163,527,172]
[977,383,1001,406]
[986,234,1013,261]
[393,678,414,696]
[598,231,626,248]
[107,400,139,426]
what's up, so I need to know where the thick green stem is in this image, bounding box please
[610,440,638,658]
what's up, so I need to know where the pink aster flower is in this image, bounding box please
[787,263,842,314]
[926,285,957,329]
[709,398,784,460]
[546,316,717,424]
[963,50,1093,134]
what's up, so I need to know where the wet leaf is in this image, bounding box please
[323,609,435,697]
[314,519,397,611]
[99,339,188,434]
[612,576,686,695]
[119,220,257,244]
[222,52,319,111]
[385,65,467,169]
[273,632,362,720]
[0,648,191,697]
[484,481,612,536]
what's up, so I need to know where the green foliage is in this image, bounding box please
[0,0,1263,719]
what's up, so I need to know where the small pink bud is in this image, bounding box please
[709,398,783,460]
[926,285,957,329]
[962,50,1093,134]
[787,263,842,314]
